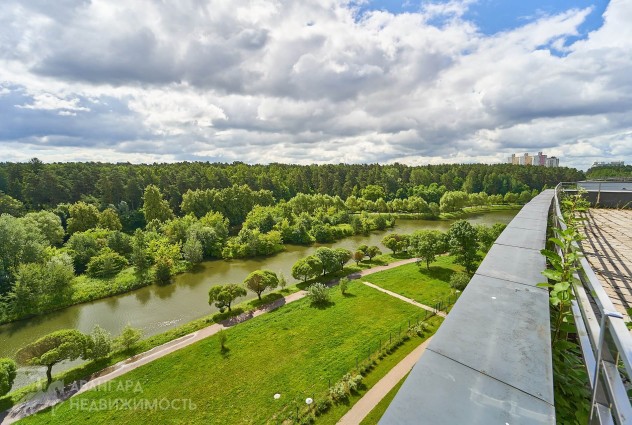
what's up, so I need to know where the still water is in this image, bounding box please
[1,210,517,388]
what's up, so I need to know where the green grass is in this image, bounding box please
[364,255,463,306]
[316,317,441,425]
[21,280,430,424]
[360,372,409,425]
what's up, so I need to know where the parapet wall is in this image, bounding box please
[379,191,555,425]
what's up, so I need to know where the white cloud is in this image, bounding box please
[0,0,630,170]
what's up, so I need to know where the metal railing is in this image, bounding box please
[553,183,632,425]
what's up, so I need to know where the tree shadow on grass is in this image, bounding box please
[309,300,335,310]
[220,347,231,359]
[342,292,356,298]
[417,266,454,282]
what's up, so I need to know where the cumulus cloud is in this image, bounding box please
[0,0,630,169]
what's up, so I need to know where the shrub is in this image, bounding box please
[116,324,142,351]
[339,277,349,295]
[329,382,347,401]
[86,249,128,278]
[88,325,113,360]
[314,398,332,416]
[449,272,471,291]
[154,257,173,284]
[307,283,331,304]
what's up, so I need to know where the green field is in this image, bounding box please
[364,255,463,306]
[22,280,433,424]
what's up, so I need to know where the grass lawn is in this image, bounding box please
[316,317,440,425]
[22,280,430,424]
[364,255,464,306]
[360,372,409,425]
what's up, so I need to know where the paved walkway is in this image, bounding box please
[1,258,419,424]
[337,337,433,425]
[362,281,448,318]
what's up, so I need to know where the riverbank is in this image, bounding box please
[7,261,443,425]
[0,256,418,418]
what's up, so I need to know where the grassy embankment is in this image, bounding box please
[21,279,443,424]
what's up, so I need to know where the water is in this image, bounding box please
[1,210,517,389]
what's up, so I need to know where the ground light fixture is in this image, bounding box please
[274,393,281,400]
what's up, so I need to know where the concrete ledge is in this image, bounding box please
[379,190,555,425]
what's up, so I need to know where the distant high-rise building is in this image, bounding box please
[545,157,559,167]
[507,152,558,167]
[592,161,625,167]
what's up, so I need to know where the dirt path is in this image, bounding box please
[361,281,448,318]
[337,337,433,425]
[1,258,418,424]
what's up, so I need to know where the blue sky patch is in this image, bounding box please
[357,0,608,42]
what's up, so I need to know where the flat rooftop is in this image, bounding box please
[581,209,632,320]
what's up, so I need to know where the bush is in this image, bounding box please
[339,277,349,295]
[116,324,142,351]
[86,249,128,278]
[154,257,173,284]
[307,283,331,304]
[314,398,332,416]
[449,272,471,291]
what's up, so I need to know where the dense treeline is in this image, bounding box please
[0,160,583,212]
[585,165,632,179]
[0,160,581,325]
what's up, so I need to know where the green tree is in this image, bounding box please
[243,270,279,300]
[86,249,128,278]
[291,256,323,282]
[439,191,469,213]
[98,208,122,231]
[314,247,338,276]
[0,214,46,293]
[450,272,471,291]
[182,235,203,264]
[382,233,409,254]
[88,325,113,360]
[448,220,481,274]
[66,231,101,274]
[21,211,65,246]
[154,257,173,284]
[339,277,350,295]
[131,229,152,274]
[67,201,100,235]
[142,185,174,223]
[352,250,364,265]
[361,185,386,202]
[332,248,352,271]
[365,246,382,261]
[409,230,445,269]
[116,324,143,351]
[208,284,247,312]
[476,223,506,252]
[0,357,17,396]
[16,329,88,386]
[0,192,24,216]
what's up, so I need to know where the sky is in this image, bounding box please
[0,0,630,170]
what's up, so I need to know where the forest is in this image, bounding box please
[0,160,584,325]
[585,165,632,179]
